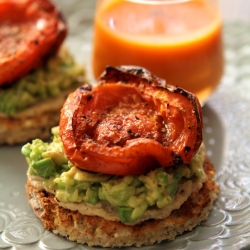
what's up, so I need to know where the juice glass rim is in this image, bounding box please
[125,0,208,5]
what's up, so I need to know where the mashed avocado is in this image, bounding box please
[0,49,86,116]
[21,127,205,223]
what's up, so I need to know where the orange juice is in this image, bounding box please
[92,0,224,103]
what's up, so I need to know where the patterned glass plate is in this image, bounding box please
[1,1,250,249]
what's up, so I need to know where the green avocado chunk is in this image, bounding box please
[21,127,69,178]
[21,127,205,223]
[0,48,86,116]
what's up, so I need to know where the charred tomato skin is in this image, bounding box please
[60,66,203,176]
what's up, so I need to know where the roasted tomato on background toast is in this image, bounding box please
[0,0,66,86]
[59,66,203,176]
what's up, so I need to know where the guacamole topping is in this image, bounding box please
[22,127,206,223]
[0,49,85,116]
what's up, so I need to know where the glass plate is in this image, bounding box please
[1,1,250,249]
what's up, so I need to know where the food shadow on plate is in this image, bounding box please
[202,103,226,172]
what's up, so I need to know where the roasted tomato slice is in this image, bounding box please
[0,0,66,86]
[60,66,203,176]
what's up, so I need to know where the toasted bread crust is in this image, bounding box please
[0,90,72,145]
[26,157,219,248]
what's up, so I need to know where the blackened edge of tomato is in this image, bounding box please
[46,11,67,58]
[171,151,183,165]
[99,65,167,88]
[34,1,68,67]
[58,9,67,26]
[78,84,92,92]
[184,146,191,152]
[173,86,203,149]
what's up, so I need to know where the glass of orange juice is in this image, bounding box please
[91,0,224,104]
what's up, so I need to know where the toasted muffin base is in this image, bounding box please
[26,157,219,248]
[0,90,73,145]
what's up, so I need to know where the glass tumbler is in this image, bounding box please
[91,0,224,104]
